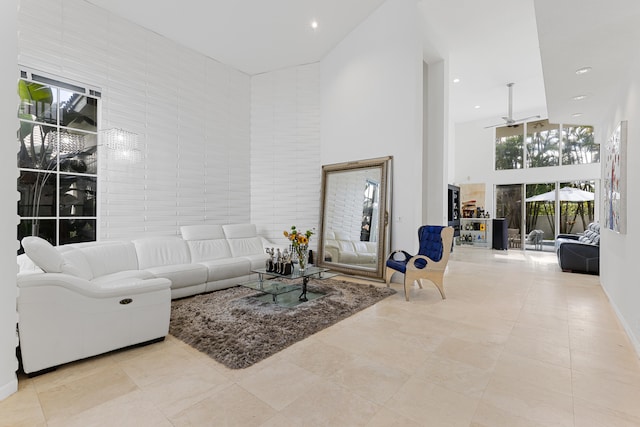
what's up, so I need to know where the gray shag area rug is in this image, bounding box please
[169,279,396,369]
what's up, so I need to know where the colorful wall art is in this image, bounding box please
[603,121,627,233]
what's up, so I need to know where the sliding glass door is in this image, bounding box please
[496,184,523,248]
[525,182,556,251]
[497,181,596,252]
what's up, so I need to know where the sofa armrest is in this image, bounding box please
[18,273,170,299]
[324,246,339,262]
[556,234,580,241]
[557,241,599,274]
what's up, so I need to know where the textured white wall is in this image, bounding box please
[598,69,640,356]
[250,64,321,249]
[320,0,423,252]
[0,0,18,401]
[18,0,251,239]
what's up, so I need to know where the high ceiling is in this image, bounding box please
[534,0,640,127]
[418,0,546,125]
[85,0,387,75]
[85,0,637,127]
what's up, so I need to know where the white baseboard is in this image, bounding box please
[601,284,640,360]
[0,376,18,401]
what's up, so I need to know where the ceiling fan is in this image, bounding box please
[484,83,540,129]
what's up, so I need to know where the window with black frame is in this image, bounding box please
[17,69,100,250]
[495,119,598,170]
[562,124,598,165]
[495,125,524,170]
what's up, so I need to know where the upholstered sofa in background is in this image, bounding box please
[555,222,600,275]
[324,230,377,265]
[17,224,278,374]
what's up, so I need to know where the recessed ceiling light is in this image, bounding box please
[310,20,318,30]
[572,113,583,117]
[453,78,460,83]
[575,67,592,75]
[474,105,481,109]
[572,95,587,101]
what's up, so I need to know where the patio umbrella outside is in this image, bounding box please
[525,186,594,203]
[526,186,595,235]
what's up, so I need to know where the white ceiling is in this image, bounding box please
[418,0,547,124]
[85,0,635,127]
[85,0,387,75]
[534,0,640,127]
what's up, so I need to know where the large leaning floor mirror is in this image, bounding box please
[317,156,392,280]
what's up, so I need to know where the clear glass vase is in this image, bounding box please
[296,245,308,272]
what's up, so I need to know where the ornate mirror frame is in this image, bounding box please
[317,156,392,281]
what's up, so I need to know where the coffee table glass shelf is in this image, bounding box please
[240,266,333,307]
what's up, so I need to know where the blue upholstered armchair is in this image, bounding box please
[385,225,454,301]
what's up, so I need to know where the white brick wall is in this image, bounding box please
[18,0,251,239]
[250,64,321,250]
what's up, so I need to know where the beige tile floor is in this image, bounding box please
[3,246,640,426]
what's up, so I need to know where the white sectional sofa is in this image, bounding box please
[17,224,278,374]
[324,230,377,265]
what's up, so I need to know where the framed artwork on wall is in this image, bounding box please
[603,120,628,233]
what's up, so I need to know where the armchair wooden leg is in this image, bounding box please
[403,279,411,301]
[428,277,446,300]
[385,267,392,287]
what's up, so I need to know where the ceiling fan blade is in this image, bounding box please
[514,115,541,122]
[506,82,514,121]
[484,122,507,129]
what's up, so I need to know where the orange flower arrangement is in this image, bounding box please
[283,226,313,270]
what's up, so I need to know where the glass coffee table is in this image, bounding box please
[240,266,331,306]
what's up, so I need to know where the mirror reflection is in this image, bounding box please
[318,157,392,280]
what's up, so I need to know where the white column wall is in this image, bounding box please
[250,64,321,249]
[423,60,448,225]
[598,61,640,355]
[0,0,18,401]
[18,0,251,239]
[320,0,423,252]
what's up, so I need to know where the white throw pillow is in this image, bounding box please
[21,236,64,273]
[16,254,42,274]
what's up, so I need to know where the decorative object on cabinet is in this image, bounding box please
[459,218,492,248]
[462,200,476,218]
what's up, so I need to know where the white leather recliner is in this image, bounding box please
[18,237,171,375]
